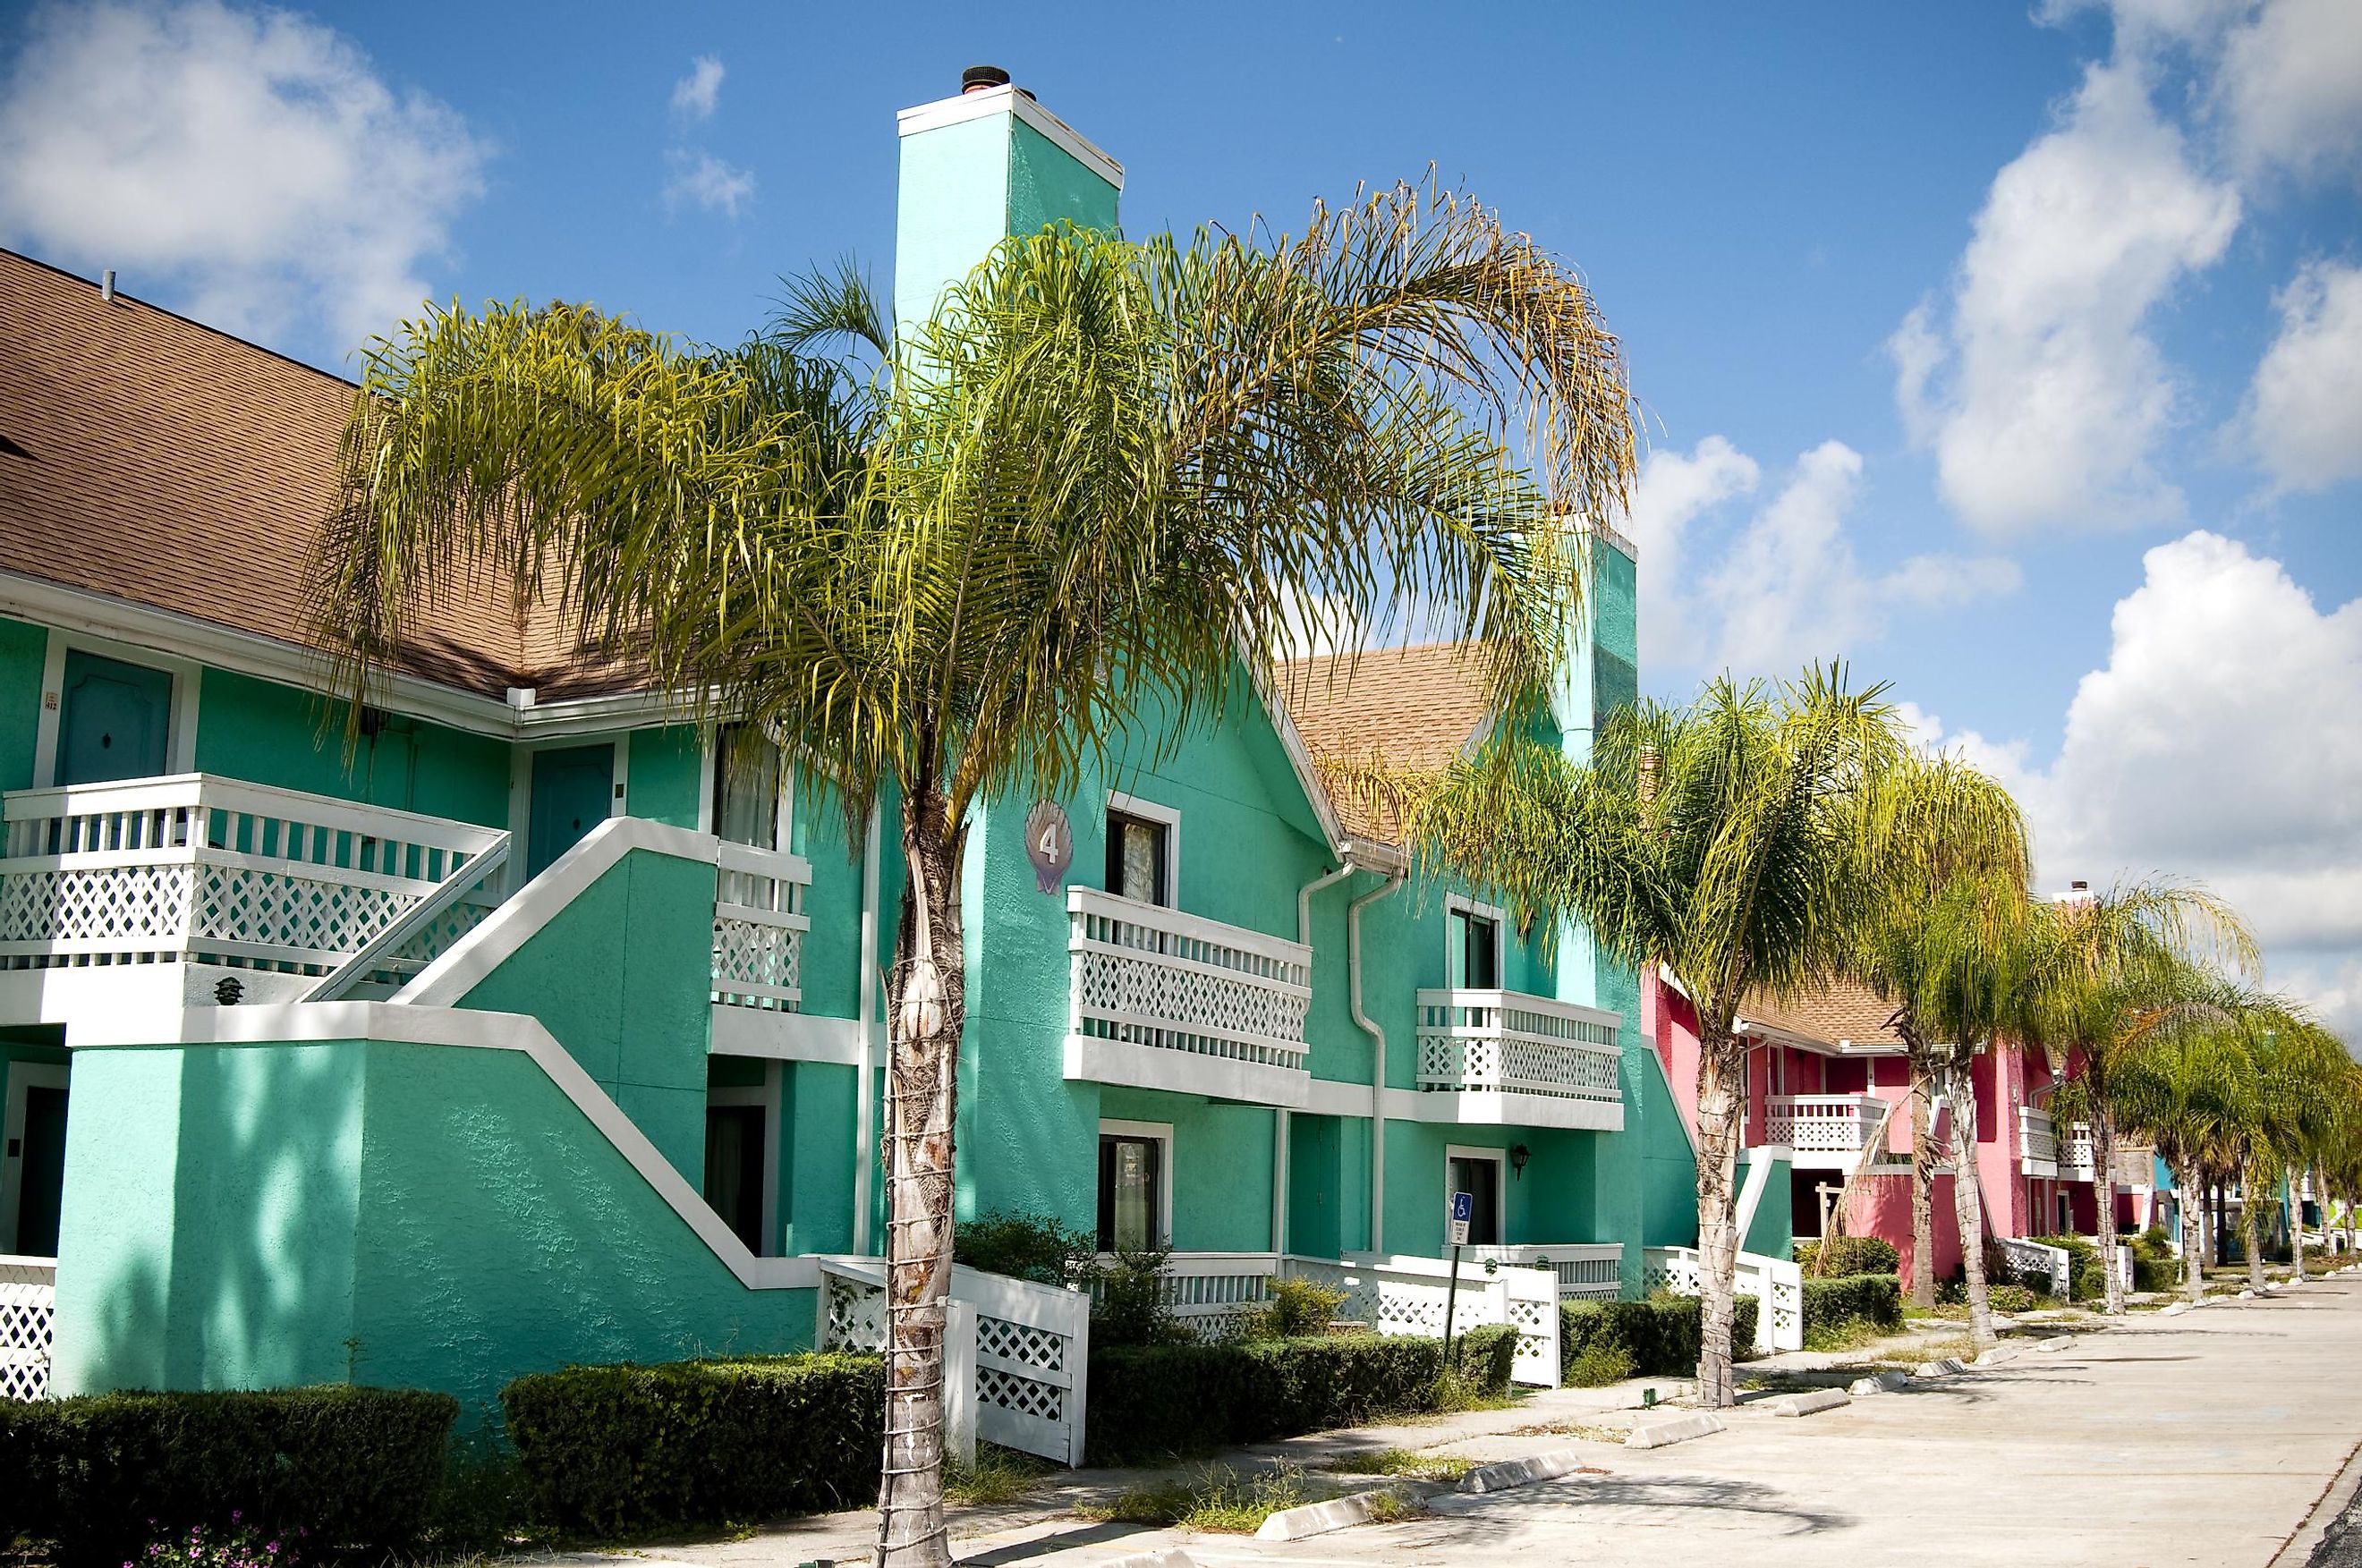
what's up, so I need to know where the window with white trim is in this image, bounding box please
[1447,897,1502,989]
[1097,1119,1173,1251]
[1103,792,1177,908]
[1445,1146,1505,1247]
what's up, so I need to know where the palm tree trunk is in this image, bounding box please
[2092,1106,2124,1315]
[1909,1040,1936,1309]
[1947,1057,1994,1350]
[876,792,969,1568]
[2177,1158,2205,1301]
[1693,1031,1746,1409]
[2243,1167,2267,1293]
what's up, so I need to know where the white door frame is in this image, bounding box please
[34,628,200,786]
[1,1061,69,1256]
[1100,1117,1176,1249]
[705,1060,783,1256]
[509,733,631,892]
[1444,1143,1508,1246]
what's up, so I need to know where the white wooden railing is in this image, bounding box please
[2020,1106,2060,1177]
[1466,1242,1624,1301]
[1311,1252,1563,1388]
[1098,1251,1280,1331]
[0,776,507,983]
[1765,1094,1888,1163]
[814,1256,1091,1466]
[1066,886,1311,1098]
[1641,1245,1805,1353]
[711,841,811,1011]
[2060,1121,2098,1181]
[0,1254,55,1402]
[1415,989,1620,1106]
[1995,1236,2071,1297]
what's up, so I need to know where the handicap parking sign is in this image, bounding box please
[1448,1190,1473,1246]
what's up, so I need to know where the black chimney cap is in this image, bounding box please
[962,64,1011,93]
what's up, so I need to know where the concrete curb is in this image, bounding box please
[1849,1370,1912,1394]
[1975,1346,2020,1367]
[1093,1552,1202,1568]
[1914,1357,1967,1377]
[1458,1446,1601,1494]
[1767,1388,1851,1417]
[1627,1412,1726,1449]
[2033,1335,2077,1353]
[2161,1301,2194,1316]
[1253,1484,1416,1542]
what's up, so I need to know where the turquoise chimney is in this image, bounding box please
[892,70,1124,338]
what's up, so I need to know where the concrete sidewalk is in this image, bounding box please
[533,1269,2362,1566]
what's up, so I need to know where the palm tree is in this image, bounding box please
[1849,757,2030,1310]
[2112,1002,2258,1302]
[2231,1012,2349,1291]
[306,193,1638,1564]
[1355,668,1992,1406]
[2020,886,2256,1314]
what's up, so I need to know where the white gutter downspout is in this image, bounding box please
[1278,861,1359,1258]
[853,801,883,1255]
[1348,868,1406,1254]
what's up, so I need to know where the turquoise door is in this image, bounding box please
[55,651,172,784]
[526,743,614,878]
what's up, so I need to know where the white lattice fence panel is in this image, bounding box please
[1415,991,1621,1103]
[1,1265,55,1403]
[712,914,804,1010]
[0,864,196,962]
[1504,1285,1560,1387]
[818,1270,888,1351]
[193,865,416,969]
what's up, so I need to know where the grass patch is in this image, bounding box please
[1509,1420,1626,1444]
[1362,1490,1431,1524]
[1415,1369,1524,1417]
[1078,1465,1316,1534]
[1868,1334,1976,1369]
[1328,1447,1475,1481]
[1803,1318,1903,1353]
[945,1442,1058,1506]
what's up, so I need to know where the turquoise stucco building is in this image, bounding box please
[0,76,1698,1425]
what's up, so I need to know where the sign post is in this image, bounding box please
[1442,1190,1474,1373]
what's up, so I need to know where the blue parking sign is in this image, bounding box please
[1451,1191,1474,1224]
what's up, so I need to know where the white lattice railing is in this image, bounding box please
[2060,1121,2098,1182]
[1467,1242,1624,1301]
[1090,1251,1279,1333]
[1641,1245,1804,1354]
[813,1256,1090,1466]
[711,841,811,1011]
[1765,1094,1888,1161]
[1414,989,1620,1105]
[2020,1106,2060,1177]
[0,776,506,982]
[1996,1236,2071,1297]
[1,1254,55,1402]
[1299,1252,1562,1388]
[1066,886,1311,1078]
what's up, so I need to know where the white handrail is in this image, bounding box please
[302,835,511,1002]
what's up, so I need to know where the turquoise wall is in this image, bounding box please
[624,724,703,827]
[55,1037,817,1419]
[194,669,509,826]
[456,847,717,1184]
[0,616,47,791]
[1742,1150,1794,1258]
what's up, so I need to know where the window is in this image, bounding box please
[1097,1123,1169,1251]
[1446,1149,1503,1247]
[1105,809,1169,906]
[703,1104,768,1252]
[711,723,782,850]
[1448,903,1501,989]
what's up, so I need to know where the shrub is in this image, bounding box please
[1244,1277,1350,1340]
[501,1353,882,1537]
[0,1386,457,1568]
[1452,1323,1518,1395]
[954,1211,1095,1286]
[1801,1274,1902,1338]
[2031,1234,2109,1301]
[1794,1236,1900,1277]
[1559,1293,1760,1380]
[1092,1249,1194,1348]
[1086,1332,1475,1464]
[1987,1283,2040,1314]
[2129,1229,2179,1293]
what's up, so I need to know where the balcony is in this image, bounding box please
[2060,1120,2098,1182]
[0,774,508,1017]
[1764,1093,1892,1168]
[1414,989,1622,1132]
[1065,886,1311,1105]
[2020,1106,2060,1177]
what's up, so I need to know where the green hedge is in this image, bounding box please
[1085,1326,1512,1466]
[2030,1234,2108,1301]
[1559,1294,1760,1379]
[0,1386,457,1566]
[1802,1273,1902,1336]
[501,1353,883,1536]
[1794,1235,1900,1276]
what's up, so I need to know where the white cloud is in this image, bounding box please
[2216,0,2362,180]
[1893,59,2239,537]
[0,0,485,356]
[670,55,725,122]
[1910,531,2362,1033]
[663,149,755,218]
[1636,438,2021,678]
[2245,259,2362,491]
[1625,436,1759,668]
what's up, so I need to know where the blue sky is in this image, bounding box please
[1,0,2357,1024]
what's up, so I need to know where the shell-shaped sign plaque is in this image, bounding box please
[1024,801,1074,894]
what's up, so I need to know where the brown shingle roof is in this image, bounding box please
[1270,642,1495,841]
[0,250,640,701]
[1738,979,1906,1052]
